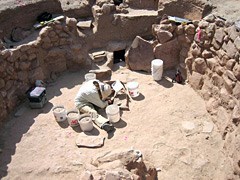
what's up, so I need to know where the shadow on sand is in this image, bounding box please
[0,70,88,179]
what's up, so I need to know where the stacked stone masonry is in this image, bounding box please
[0,0,239,177]
[126,14,240,177]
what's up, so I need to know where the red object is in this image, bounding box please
[197,29,201,41]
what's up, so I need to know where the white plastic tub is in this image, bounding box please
[78,114,94,132]
[52,106,67,122]
[106,104,120,123]
[67,111,80,127]
[127,81,139,98]
[84,73,96,81]
[151,59,163,81]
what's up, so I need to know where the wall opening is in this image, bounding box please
[114,49,125,64]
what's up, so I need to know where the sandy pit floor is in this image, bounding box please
[0,63,230,179]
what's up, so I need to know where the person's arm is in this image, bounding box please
[85,92,108,108]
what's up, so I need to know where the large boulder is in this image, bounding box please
[154,38,180,69]
[125,36,154,72]
[188,71,204,90]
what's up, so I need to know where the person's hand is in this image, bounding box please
[108,99,113,105]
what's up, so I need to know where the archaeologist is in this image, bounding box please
[75,79,115,133]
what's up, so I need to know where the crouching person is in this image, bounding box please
[75,80,115,133]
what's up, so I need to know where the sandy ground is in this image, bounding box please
[209,0,240,22]
[0,63,230,179]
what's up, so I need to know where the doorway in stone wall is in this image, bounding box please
[114,49,125,64]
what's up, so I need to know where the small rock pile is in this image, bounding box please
[80,149,157,180]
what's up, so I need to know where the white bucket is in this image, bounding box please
[106,104,120,123]
[67,111,80,127]
[52,106,67,122]
[127,81,139,97]
[84,73,96,81]
[78,114,94,132]
[151,59,163,81]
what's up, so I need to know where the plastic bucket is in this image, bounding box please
[127,81,139,98]
[84,73,96,81]
[52,106,67,122]
[67,110,80,127]
[106,104,120,123]
[78,114,94,132]
[151,59,163,81]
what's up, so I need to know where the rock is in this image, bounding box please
[66,17,77,28]
[181,121,196,134]
[80,170,93,180]
[188,71,203,90]
[233,82,240,99]
[222,75,234,94]
[198,20,209,29]
[232,105,240,126]
[5,80,14,91]
[225,70,237,82]
[185,24,195,35]
[203,14,215,23]
[0,78,5,89]
[211,73,223,88]
[215,18,225,27]
[211,38,221,50]
[92,149,140,166]
[29,67,45,84]
[17,71,28,81]
[19,62,31,71]
[180,47,188,57]
[39,26,52,37]
[192,20,199,27]
[234,36,240,51]
[175,24,184,35]
[156,30,173,44]
[214,28,225,44]
[215,66,224,76]
[158,23,175,33]
[102,3,115,14]
[226,59,236,70]
[75,134,105,148]
[154,38,180,70]
[105,171,121,180]
[28,54,37,61]
[222,41,238,59]
[193,156,209,170]
[202,121,214,133]
[220,87,232,107]
[89,67,112,80]
[217,106,231,131]
[226,25,239,41]
[206,57,218,70]
[191,44,201,57]
[233,63,240,81]
[235,20,240,31]
[177,35,191,47]
[77,20,92,29]
[202,50,212,59]
[206,98,219,115]
[193,58,207,75]
[125,36,154,72]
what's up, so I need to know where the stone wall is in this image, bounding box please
[0,1,162,126]
[126,14,240,177]
[0,17,91,126]
[186,14,240,177]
